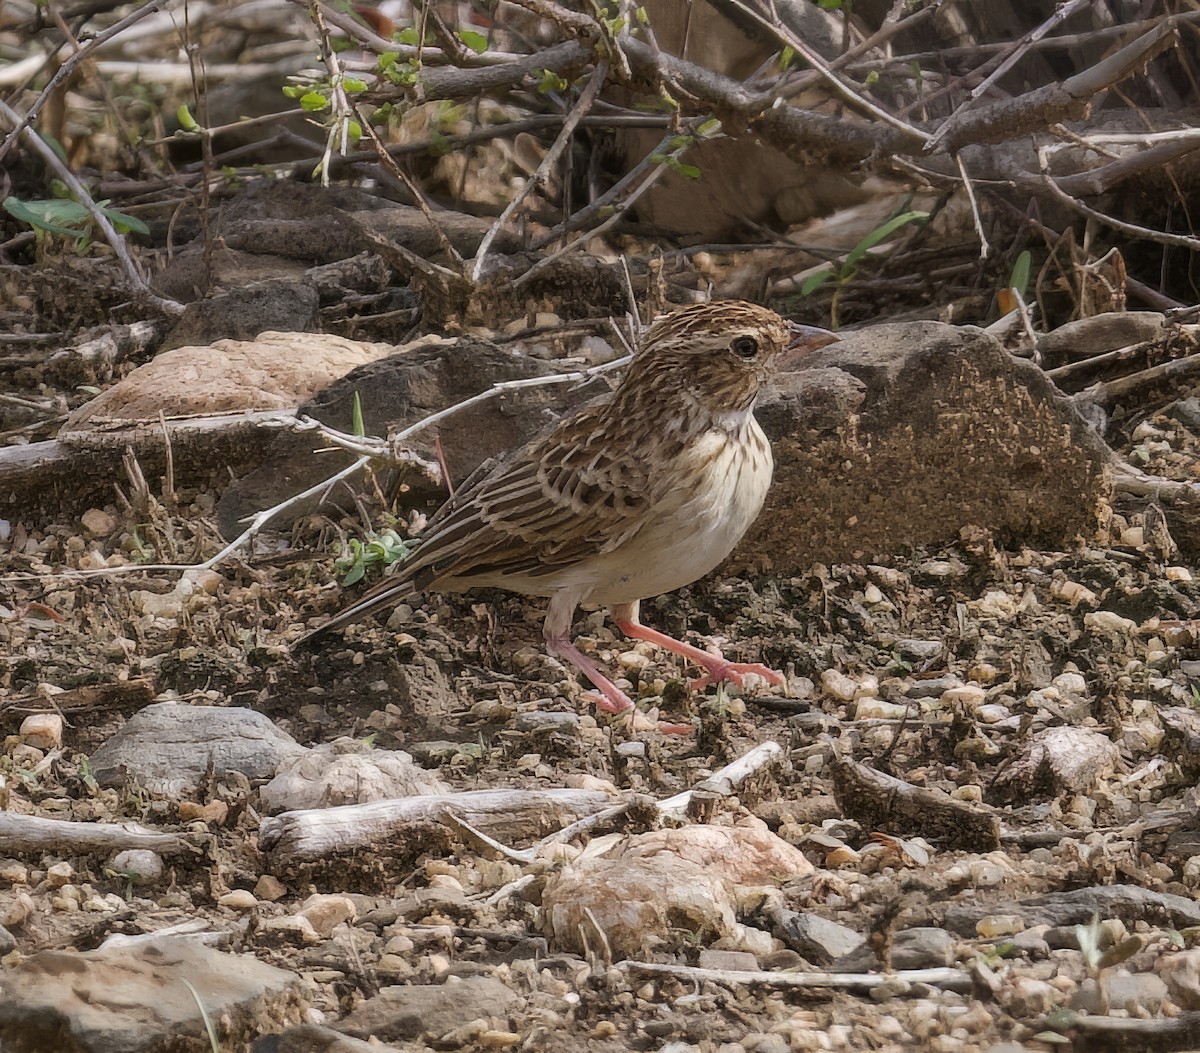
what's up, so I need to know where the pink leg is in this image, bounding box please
[542,590,633,713]
[611,601,785,692]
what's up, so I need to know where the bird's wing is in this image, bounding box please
[409,402,665,582]
[295,402,667,643]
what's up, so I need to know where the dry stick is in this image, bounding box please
[620,960,972,992]
[935,14,1182,154]
[0,0,169,163]
[955,153,990,259]
[719,0,923,141]
[0,99,183,317]
[447,739,787,864]
[471,60,609,282]
[925,0,1094,150]
[1037,150,1200,253]
[308,2,358,187]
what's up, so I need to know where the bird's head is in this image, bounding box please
[624,301,837,414]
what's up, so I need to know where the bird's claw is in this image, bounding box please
[580,691,695,735]
[689,661,786,692]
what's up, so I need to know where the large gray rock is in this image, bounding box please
[0,937,306,1053]
[88,703,306,793]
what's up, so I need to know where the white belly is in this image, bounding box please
[587,420,773,605]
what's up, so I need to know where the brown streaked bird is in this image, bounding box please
[296,301,836,716]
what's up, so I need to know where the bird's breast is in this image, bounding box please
[589,418,774,604]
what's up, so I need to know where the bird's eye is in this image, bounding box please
[731,336,759,359]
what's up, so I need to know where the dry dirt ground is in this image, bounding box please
[6,387,1200,1051]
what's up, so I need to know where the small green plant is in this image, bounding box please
[800,208,929,327]
[335,528,411,586]
[3,194,149,253]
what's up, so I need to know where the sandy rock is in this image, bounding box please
[298,894,357,937]
[731,321,1111,571]
[0,936,306,1051]
[542,823,811,957]
[110,850,164,887]
[60,332,394,433]
[260,739,448,813]
[88,702,306,794]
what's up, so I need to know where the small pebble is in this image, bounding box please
[218,889,259,911]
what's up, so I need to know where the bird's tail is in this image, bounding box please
[292,575,418,650]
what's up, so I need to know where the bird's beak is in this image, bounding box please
[781,322,838,368]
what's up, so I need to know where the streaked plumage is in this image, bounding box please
[297,301,836,718]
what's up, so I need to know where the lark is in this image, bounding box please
[298,301,836,716]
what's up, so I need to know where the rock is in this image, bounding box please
[334,976,520,1042]
[61,332,393,435]
[0,925,14,955]
[697,949,759,971]
[835,927,957,972]
[88,703,306,794]
[1071,970,1167,1015]
[297,894,357,938]
[162,279,319,351]
[0,936,305,1052]
[990,726,1120,804]
[80,508,118,535]
[19,713,62,750]
[109,850,164,887]
[1003,976,1060,1017]
[259,739,448,813]
[1157,947,1200,1009]
[729,321,1111,572]
[542,823,811,957]
[771,911,865,963]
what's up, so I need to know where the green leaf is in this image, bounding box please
[844,210,928,269]
[636,6,649,23]
[351,391,365,437]
[378,51,399,69]
[176,104,200,132]
[459,29,487,53]
[800,268,835,296]
[696,118,722,138]
[1009,249,1032,297]
[346,120,362,146]
[4,196,88,237]
[300,92,329,112]
[864,69,879,88]
[343,77,368,93]
[817,0,843,8]
[674,162,701,180]
[779,46,795,70]
[397,27,420,45]
[537,69,568,93]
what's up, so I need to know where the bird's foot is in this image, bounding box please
[689,660,786,693]
[580,691,695,735]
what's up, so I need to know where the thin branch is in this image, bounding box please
[472,60,609,282]
[925,0,1094,149]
